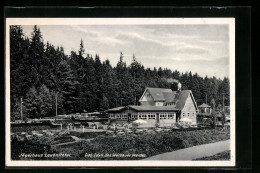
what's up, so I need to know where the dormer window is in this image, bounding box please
[166,103,175,106]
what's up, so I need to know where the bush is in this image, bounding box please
[54,128,230,160]
[11,139,56,160]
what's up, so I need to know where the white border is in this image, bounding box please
[5,18,235,167]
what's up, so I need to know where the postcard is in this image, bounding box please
[5,18,235,167]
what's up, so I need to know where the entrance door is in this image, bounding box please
[128,113,131,122]
[156,113,159,124]
[176,112,181,122]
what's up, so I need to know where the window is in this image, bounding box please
[168,114,173,119]
[160,113,167,119]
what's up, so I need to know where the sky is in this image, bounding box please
[21,25,229,79]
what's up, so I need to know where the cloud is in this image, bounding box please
[176,46,210,55]
[21,25,229,79]
[115,32,184,48]
[71,26,99,37]
[198,40,226,44]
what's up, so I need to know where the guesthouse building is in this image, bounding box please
[106,86,198,127]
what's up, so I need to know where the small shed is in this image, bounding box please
[198,103,212,114]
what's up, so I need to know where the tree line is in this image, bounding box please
[10,25,230,120]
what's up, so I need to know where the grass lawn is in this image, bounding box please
[194,150,230,160]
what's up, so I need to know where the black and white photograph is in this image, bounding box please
[5,18,235,167]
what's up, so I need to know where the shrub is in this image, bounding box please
[53,128,230,160]
[13,128,230,160]
[11,139,56,160]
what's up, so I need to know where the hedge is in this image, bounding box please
[11,127,230,160]
[55,127,230,160]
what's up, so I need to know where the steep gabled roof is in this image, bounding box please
[163,91,177,103]
[174,90,191,110]
[139,87,172,102]
[164,90,198,110]
[107,88,198,113]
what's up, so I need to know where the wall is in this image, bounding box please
[155,102,164,106]
[139,90,155,106]
[181,93,197,123]
[108,109,138,120]
[108,110,177,127]
[140,101,155,106]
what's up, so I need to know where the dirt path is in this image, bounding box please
[54,136,94,146]
[143,140,230,160]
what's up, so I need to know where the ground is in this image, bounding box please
[144,140,230,160]
[11,123,230,160]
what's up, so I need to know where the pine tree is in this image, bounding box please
[10,26,31,120]
[10,25,231,116]
[28,25,46,88]
[38,85,53,117]
[79,39,85,56]
[100,94,109,111]
[24,86,38,118]
[210,98,216,108]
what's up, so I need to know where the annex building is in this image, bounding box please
[106,86,198,127]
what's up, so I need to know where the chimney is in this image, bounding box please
[177,82,182,91]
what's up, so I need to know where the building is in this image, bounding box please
[198,103,212,114]
[106,86,198,127]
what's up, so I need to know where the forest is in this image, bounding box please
[10,25,230,120]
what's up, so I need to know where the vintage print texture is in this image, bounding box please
[6,18,235,167]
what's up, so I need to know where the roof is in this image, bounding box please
[106,106,126,113]
[128,105,179,112]
[107,88,198,113]
[163,91,176,103]
[163,90,197,110]
[140,88,198,110]
[198,103,212,108]
[139,87,172,101]
[174,90,192,110]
